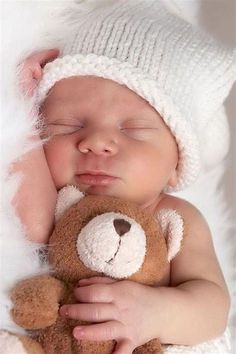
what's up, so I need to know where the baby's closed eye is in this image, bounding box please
[43,117,160,139]
[120,119,159,139]
[45,122,84,136]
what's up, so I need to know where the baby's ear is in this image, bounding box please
[55,185,84,221]
[156,209,184,261]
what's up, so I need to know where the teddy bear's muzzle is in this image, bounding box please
[76,212,146,278]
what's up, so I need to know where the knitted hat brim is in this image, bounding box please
[37,53,201,192]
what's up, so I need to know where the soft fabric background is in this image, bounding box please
[0,0,235,351]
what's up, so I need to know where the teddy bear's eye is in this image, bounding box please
[113,219,131,236]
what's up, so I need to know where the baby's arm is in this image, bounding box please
[11,50,59,243]
[155,198,230,345]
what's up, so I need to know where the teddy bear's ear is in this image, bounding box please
[156,209,184,262]
[55,185,84,221]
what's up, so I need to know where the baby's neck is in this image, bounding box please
[140,193,166,216]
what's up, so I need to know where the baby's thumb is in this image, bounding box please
[78,277,116,287]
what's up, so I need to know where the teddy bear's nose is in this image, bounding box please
[113,219,131,236]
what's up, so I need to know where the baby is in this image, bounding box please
[13,1,235,353]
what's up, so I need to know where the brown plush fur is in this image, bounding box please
[11,195,168,353]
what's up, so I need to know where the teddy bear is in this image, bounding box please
[8,185,184,354]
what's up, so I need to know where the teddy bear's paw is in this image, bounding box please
[0,330,45,354]
[11,275,65,330]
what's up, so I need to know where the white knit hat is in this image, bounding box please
[37,0,236,192]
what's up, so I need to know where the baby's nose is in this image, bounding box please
[78,131,118,156]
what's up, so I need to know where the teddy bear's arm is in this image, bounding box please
[11,274,66,330]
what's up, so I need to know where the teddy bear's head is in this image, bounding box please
[48,186,181,286]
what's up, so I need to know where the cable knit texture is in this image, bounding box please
[38,0,236,191]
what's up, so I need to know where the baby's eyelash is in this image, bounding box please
[121,126,158,130]
[48,123,83,127]
[120,119,159,131]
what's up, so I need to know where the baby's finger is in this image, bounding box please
[60,303,118,322]
[113,339,134,354]
[33,64,43,80]
[78,277,116,287]
[34,48,59,67]
[74,283,113,303]
[73,320,123,341]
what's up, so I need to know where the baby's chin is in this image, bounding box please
[78,184,135,204]
[78,183,118,197]
[78,184,140,205]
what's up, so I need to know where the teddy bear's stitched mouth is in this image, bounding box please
[106,238,121,264]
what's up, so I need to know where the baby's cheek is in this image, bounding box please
[44,142,68,188]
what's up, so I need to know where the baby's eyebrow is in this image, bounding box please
[125,114,159,123]
[49,116,82,123]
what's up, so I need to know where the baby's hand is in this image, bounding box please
[19,48,59,96]
[60,277,159,354]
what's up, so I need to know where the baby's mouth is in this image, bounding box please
[76,173,117,186]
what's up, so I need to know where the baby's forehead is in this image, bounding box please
[46,75,143,102]
[41,75,161,119]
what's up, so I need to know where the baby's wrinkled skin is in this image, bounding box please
[12,50,230,353]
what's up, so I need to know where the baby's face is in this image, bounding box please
[41,76,178,209]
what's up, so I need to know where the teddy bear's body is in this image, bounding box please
[10,190,176,354]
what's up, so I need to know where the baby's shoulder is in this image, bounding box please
[157,195,214,268]
[157,194,208,229]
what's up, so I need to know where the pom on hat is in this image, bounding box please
[37,0,236,191]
